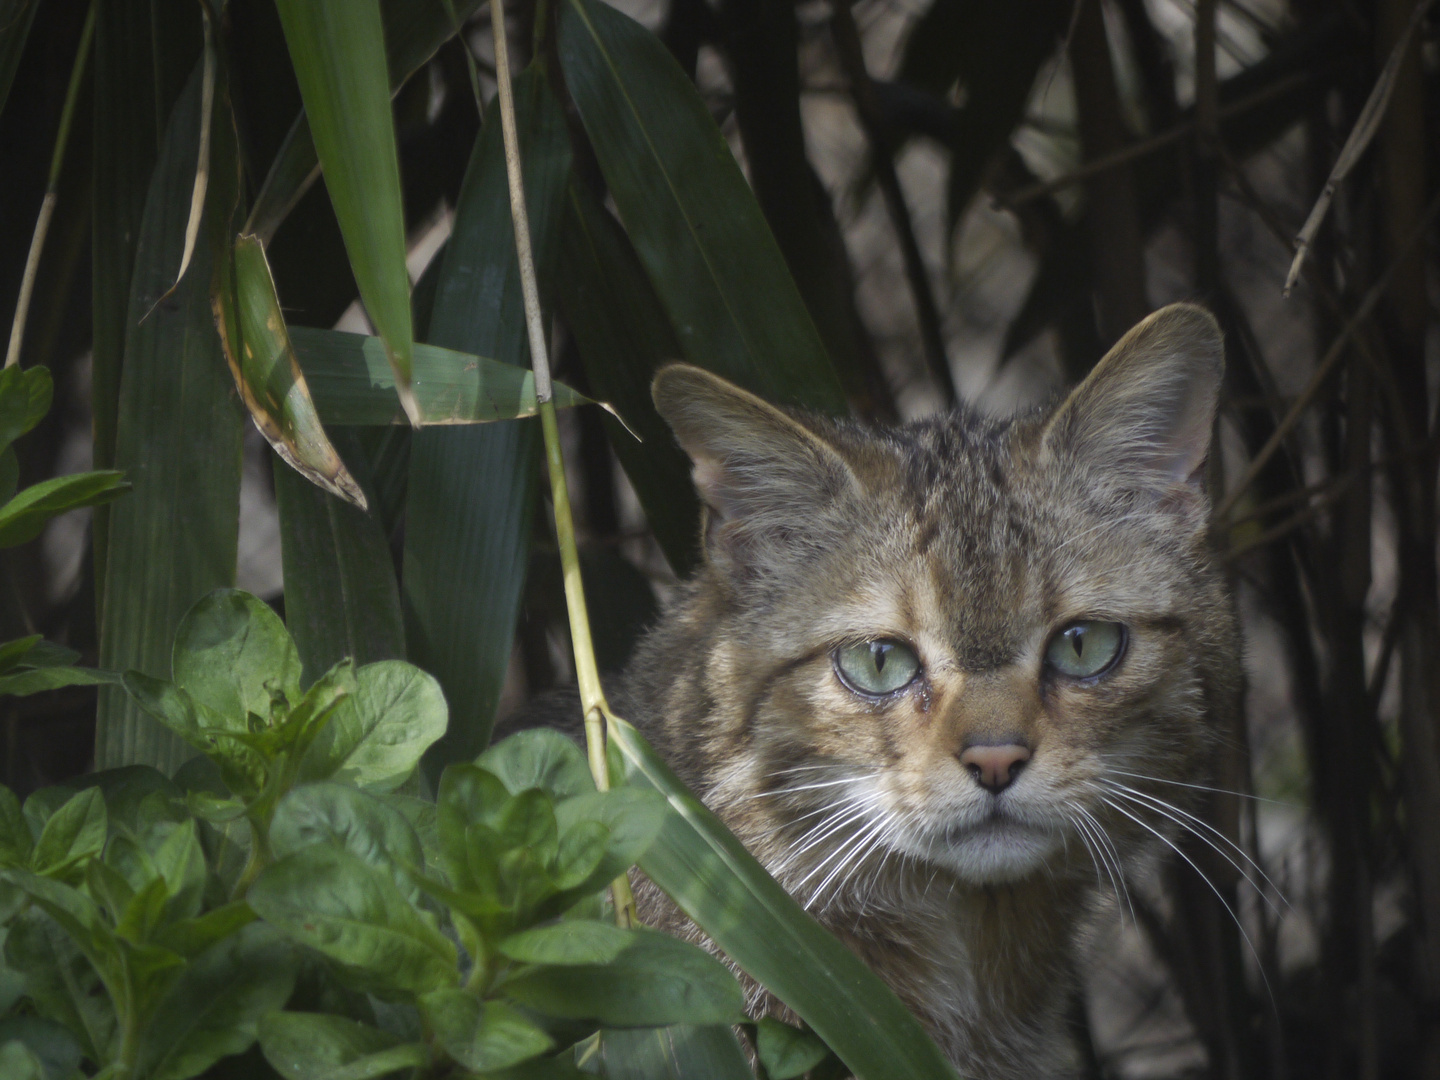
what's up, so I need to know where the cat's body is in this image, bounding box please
[577,305,1238,1077]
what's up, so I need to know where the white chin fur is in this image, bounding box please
[903,818,1061,884]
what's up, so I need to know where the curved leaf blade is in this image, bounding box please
[558,0,846,413]
[272,0,417,422]
[608,717,960,1080]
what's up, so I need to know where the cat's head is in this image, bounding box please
[649,304,1237,894]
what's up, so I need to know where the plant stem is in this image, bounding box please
[6,1,95,369]
[487,0,637,927]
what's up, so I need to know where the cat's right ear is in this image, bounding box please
[652,365,856,571]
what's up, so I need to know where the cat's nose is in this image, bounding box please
[959,742,1031,794]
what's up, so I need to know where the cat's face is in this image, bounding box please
[650,305,1238,896]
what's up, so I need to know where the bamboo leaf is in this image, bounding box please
[289,327,592,426]
[608,717,960,1080]
[405,68,571,769]
[95,63,246,774]
[248,0,487,243]
[557,0,847,413]
[213,233,366,507]
[556,181,700,572]
[273,429,405,687]
[0,472,130,549]
[272,0,418,422]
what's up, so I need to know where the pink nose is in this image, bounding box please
[959,743,1031,794]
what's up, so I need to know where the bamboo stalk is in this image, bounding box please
[6,3,95,369]
[488,0,638,927]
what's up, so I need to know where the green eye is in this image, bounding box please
[834,640,920,696]
[1045,621,1125,678]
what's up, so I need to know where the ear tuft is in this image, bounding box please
[1043,303,1224,493]
[651,364,854,568]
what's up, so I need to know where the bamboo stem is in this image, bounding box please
[6,3,95,369]
[488,0,637,927]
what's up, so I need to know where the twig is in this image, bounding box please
[1214,187,1440,520]
[1283,0,1436,295]
[6,3,95,368]
[997,70,1314,209]
[829,0,956,406]
[488,0,638,927]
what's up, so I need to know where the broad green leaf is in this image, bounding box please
[154,901,256,959]
[608,717,960,1080]
[0,0,41,118]
[498,920,634,966]
[419,990,553,1073]
[272,0,417,421]
[0,365,52,457]
[0,1040,43,1080]
[0,785,30,866]
[299,662,447,792]
[435,765,510,892]
[270,782,424,891]
[258,1012,427,1080]
[172,590,302,725]
[217,232,366,506]
[0,1016,84,1080]
[0,635,40,673]
[3,912,114,1061]
[0,471,130,549]
[247,844,456,995]
[137,922,298,1080]
[115,876,170,944]
[552,788,668,886]
[3,871,126,1003]
[274,428,405,688]
[120,673,261,796]
[558,0,846,414]
[478,729,595,801]
[495,790,559,867]
[148,819,207,922]
[556,180,699,572]
[501,928,744,1026]
[0,666,121,696]
[754,1018,831,1080]
[405,67,570,770]
[29,788,105,880]
[600,1025,753,1080]
[95,62,246,774]
[549,820,608,892]
[248,0,487,243]
[290,327,592,426]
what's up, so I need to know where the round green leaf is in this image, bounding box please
[270,782,424,897]
[478,729,594,800]
[172,590,302,724]
[258,1012,427,1080]
[755,1018,831,1080]
[498,920,634,966]
[419,990,553,1072]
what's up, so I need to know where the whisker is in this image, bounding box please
[1101,781,1290,912]
[1100,795,1276,1008]
[1109,768,1295,808]
[1071,800,1136,925]
[744,775,873,800]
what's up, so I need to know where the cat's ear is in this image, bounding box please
[652,364,856,568]
[1041,303,1223,495]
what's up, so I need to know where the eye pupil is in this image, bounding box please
[873,643,889,671]
[835,640,919,696]
[1045,621,1124,678]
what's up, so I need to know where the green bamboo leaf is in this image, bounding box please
[289,327,592,426]
[556,181,699,572]
[419,991,554,1073]
[0,471,130,549]
[137,922,299,1080]
[501,928,744,1026]
[600,1025,753,1080]
[95,63,246,774]
[0,666,121,696]
[247,844,457,995]
[258,1012,427,1080]
[248,0,487,243]
[272,0,418,422]
[274,429,406,688]
[405,67,571,769]
[557,0,847,414]
[215,233,366,506]
[607,717,960,1080]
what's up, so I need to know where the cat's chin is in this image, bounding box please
[912,817,1062,885]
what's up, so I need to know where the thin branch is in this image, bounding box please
[1284,0,1436,294]
[829,0,956,406]
[6,3,95,368]
[1214,187,1440,520]
[488,0,637,926]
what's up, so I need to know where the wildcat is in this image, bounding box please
[600,303,1239,1078]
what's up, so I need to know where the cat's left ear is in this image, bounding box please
[1041,303,1223,495]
